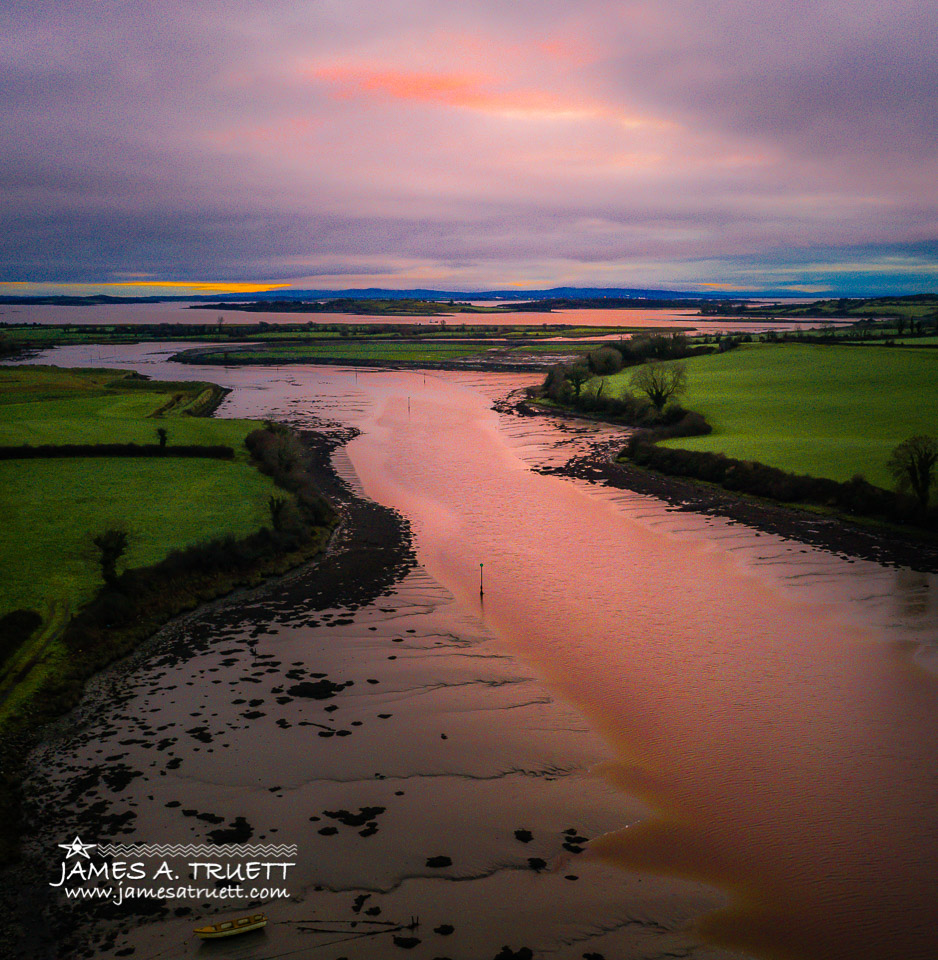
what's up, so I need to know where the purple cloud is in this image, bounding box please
[1,0,935,291]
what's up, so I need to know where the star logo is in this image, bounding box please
[58,837,96,859]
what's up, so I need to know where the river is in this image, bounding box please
[15,343,938,960]
[2,301,837,333]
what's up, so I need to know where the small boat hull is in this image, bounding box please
[194,914,268,939]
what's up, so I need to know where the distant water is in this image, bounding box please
[1,301,835,333]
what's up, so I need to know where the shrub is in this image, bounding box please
[587,347,623,376]
[621,440,923,525]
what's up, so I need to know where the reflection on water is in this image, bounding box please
[19,344,938,960]
[6,301,836,333]
[345,372,938,960]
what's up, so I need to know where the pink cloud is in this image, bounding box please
[309,64,671,130]
[313,66,584,115]
[1,0,934,291]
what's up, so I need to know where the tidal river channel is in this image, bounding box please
[17,344,938,960]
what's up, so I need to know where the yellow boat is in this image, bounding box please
[194,913,268,939]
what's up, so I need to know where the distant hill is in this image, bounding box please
[0,294,177,306]
[210,286,730,303]
[3,287,933,308]
[0,286,731,306]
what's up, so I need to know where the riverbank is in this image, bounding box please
[1,425,417,958]
[2,413,707,960]
[171,342,581,371]
[551,342,938,489]
[0,422,339,873]
[509,398,938,573]
[0,367,339,748]
[7,357,938,960]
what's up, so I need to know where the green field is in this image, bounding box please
[0,366,277,625]
[591,343,938,487]
[177,341,502,364]
[0,366,249,446]
[1,321,649,355]
[714,294,938,322]
[1,458,275,619]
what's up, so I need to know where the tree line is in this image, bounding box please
[531,332,938,523]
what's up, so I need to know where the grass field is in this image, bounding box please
[0,366,250,446]
[178,341,501,364]
[734,295,938,321]
[1,321,649,353]
[0,366,277,625]
[591,343,938,487]
[0,457,275,618]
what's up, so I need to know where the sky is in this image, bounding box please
[1,0,937,296]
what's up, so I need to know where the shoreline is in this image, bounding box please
[2,412,711,960]
[507,395,938,574]
[172,350,558,372]
[6,366,936,959]
[1,424,419,958]
[0,421,339,857]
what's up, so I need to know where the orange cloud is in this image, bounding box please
[0,281,293,297]
[310,65,669,129]
[30,281,290,293]
[314,66,578,116]
[107,281,291,292]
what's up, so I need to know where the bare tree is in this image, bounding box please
[887,435,938,508]
[92,528,129,587]
[564,363,592,399]
[629,360,688,411]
